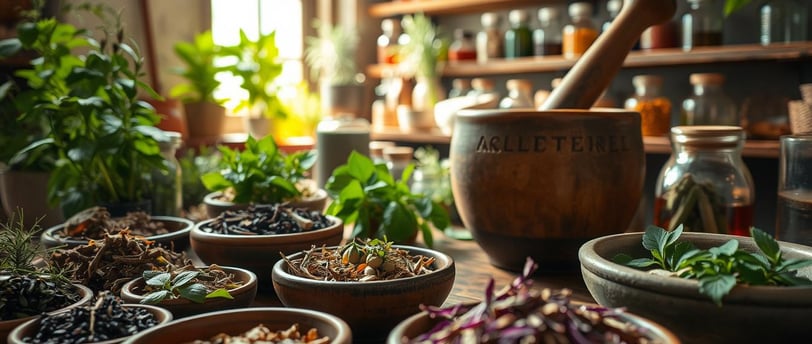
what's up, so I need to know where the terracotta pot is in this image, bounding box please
[184,101,225,141]
[0,283,93,342]
[0,169,64,228]
[450,108,644,272]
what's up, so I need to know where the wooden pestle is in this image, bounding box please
[540,0,677,110]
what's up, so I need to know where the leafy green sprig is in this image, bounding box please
[140,270,233,304]
[615,225,812,306]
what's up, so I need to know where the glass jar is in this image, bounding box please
[640,20,679,50]
[448,78,472,98]
[533,7,563,56]
[681,73,738,126]
[499,79,534,109]
[653,126,754,235]
[624,75,672,136]
[682,0,724,50]
[476,12,503,63]
[377,18,400,64]
[562,2,599,59]
[448,29,477,62]
[152,131,182,216]
[760,0,809,45]
[504,9,533,59]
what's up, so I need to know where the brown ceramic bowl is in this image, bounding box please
[190,215,343,288]
[450,109,644,272]
[7,304,172,344]
[272,245,455,342]
[0,283,92,342]
[121,307,351,344]
[119,266,257,318]
[40,215,194,251]
[579,231,812,343]
[387,302,680,344]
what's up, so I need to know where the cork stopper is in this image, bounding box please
[369,141,396,159]
[690,73,725,86]
[538,7,559,22]
[383,146,414,163]
[671,125,744,149]
[506,79,533,93]
[472,78,495,91]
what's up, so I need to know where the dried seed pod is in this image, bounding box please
[366,255,383,269]
[342,246,362,264]
[364,266,378,276]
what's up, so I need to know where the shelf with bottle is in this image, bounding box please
[368,0,551,18]
[367,41,812,78]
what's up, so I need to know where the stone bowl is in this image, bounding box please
[272,245,455,343]
[579,231,812,343]
[7,304,172,344]
[190,215,343,289]
[40,215,194,251]
[121,307,352,344]
[450,109,645,272]
[119,266,257,318]
[0,283,93,342]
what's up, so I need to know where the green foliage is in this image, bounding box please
[221,30,286,119]
[170,30,227,104]
[325,151,450,247]
[304,20,360,86]
[399,13,443,79]
[140,270,233,304]
[201,135,316,205]
[614,225,812,306]
[413,146,453,207]
[179,146,221,210]
[724,0,752,16]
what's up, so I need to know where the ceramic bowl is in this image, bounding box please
[40,215,194,251]
[190,215,343,288]
[387,302,681,344]
[119,266,257,318]
[272,245,455,342]
[579,231,812,343]
[203,189,329,219]
[0,283,92,342]
[121,307,352,344]
[7,304,172,344]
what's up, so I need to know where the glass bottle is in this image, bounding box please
[562,2,599,59]
[533,7,563,56]
[152,131,182,216]
[504,9,533,59]
[682,0,724,50]
[624,75,672,136]
[377,18,400,64]
[653,126,754,235]
[448,29,477,62]
[476,12,503,63]
[681,73,738,126]
[499,79,534,109]
[448,78,472,98]
[761,0,809,45]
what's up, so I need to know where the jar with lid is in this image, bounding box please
[653,126,754,235]
[562,2,599,59]
[624,75,672,136]
[533,7,563,56]
[499,79,534,109]
[476,12,503,63]
[760,0,809,45]
[369,141,396,165]
[377,18,400,64]
[504,9,533,59]
[448,78,472,98]
[448,29,477,62]
[682,0,724,50]
[681,73,737,126]
[383,146,414,184]
[152,131,182,216]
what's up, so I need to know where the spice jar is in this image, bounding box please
[448,29,477,62]
[377,18,400,64]
[682,0,724,50]
[562,2,598,59]
[499,79,534,109]
[152,131,182,216]
[681,73,738,126]
[533,7,563,56]
[624,75,672,136]
[504,9,533,59]
[653,126,754,236]
[476,12,503,63]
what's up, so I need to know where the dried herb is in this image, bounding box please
[138,264,241,304]
[202,204,332,235]
[658,173,727,233]
[24,291,159,344]
[188,323,329,344]
[56,207,169,240]
[50,231,189,293]
[411,258,654,343]
[282,238,436,282]
[614,225,812,306]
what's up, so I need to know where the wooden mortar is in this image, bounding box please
[450,0,677,272]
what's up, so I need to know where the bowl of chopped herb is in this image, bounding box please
[272,239,455,343]
[579,225,812,343]
[190,204,343,289]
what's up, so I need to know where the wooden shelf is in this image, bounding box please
[368,0,549,18]
[367,42,812,78]
[371,127,781,158]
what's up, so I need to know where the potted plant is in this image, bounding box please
[304,21,366,118]
[398,13,445,124]
[200,135,322,218]
[324,151,449,246]
[170,30,228,141]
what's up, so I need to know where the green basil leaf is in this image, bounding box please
[178,283,208,303]
[146,273,171,287]
[347,151,375,182]
[142,270,163,280]
[776,258,812,273]
[751,227,781,264]
[172,271,200,287]
[642,225,667,252]
[141,290,170,304]
[709,240,738,257]
[205,288,234,300]
[736,263,768,285]
[625,258,661,268]
[699,274,736,306]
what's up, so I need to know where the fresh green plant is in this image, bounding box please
[399,13,443,79]
[725,0,751,16]
[413,146,453,208]
[304,20,360,86]
[614,225,812,306]
[140,270,233,304]
[221,30,287,119]
[325,151,450,247]
[169,30,227,104]
[201,135,317,205]
[179,146,221,211]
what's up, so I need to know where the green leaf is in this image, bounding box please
[171,271,200,288]
[698,274,736,306]
[724,0,751,16]
[146,272,171,287]
[347,151,376,182]
[709,239,739,257]
[0,38,22,58]
[625,258,661,268]
[671,242,698,269]
[142,270,163,280]
[382,201,418,242]
[140,290,171,305]
[205,288,233,300]
[613,253,634,265]
[776,258,812,273]
[642,225,667,252]
[178,283,208,303]
[751,227,781,264]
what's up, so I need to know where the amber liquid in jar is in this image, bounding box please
[653,197,753,236]
[633,99,671,136]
